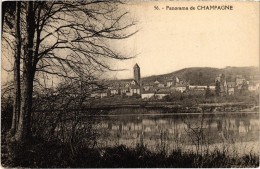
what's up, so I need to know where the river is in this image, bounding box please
[93,112,259,156]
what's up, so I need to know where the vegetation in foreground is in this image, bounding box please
[1,137,259,168]
[1,95,259,168]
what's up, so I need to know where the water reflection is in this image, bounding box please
[94,112,259,154]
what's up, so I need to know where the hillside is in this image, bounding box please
[116,66,259,85]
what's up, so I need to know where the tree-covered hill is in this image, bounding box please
[141,66,259,85]
[114,66,259,86]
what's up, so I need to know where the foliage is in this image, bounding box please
[205,85,211,98]
[132,66,259,86]
[1,97,13,134]
[215,80,221,96]
[2,140,259,168]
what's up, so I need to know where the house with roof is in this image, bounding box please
[248,81,259,91]
[130,85,141,95]
[189,85,207,91]
[120,86,129,94]
[90,92,100,98]
[110,87,120,95]
[143,85,153,91]
[166,81,173,87]
[141,90,155,99]
[91,89,110,98]
[131,80,138,86]
[155,89,170,99]
[209,85,216,90]
[100,90,109,98]
[174,77,180,84]
[236,77,246,86]
[172,85,187,93]
[227,82,236,95]
[154,80,160,84]
[109,64,141,97]
[158,83,165,88]
[166,76,181,87]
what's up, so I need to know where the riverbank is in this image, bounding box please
[84,94,259,114]
[1,137,259,168]
[86,102,259,115]
[32,103,259,116]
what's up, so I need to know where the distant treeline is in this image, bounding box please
[122,66,259,85]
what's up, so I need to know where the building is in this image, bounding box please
[172,84,188,93]
[153,80,160,87]
[166,76,181,87]
[92,64,253,100]
[158,83,165,88]
[215,74,225,83]
[110,88,120,95]
[248,81,259,92]
[143,85,153,91]
[120,87,130,94]
[155,90,169,99]
[141,91,154,99]
[100,91,109,98]
[91,89,110,98]
[91,92,100,98]
[227,82,236,95]
[236,78,246,86]
[189,85,207,91]
[134,63,141,85]
[130,85,141,95]
[166,81,173,87]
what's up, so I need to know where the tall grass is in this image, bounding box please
[2,137,259,168]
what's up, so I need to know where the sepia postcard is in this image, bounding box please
[1,1,259,168]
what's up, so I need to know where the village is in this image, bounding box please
[90,64,260,100]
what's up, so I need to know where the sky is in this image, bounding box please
[1,1,259,84]
[106,1,259,80]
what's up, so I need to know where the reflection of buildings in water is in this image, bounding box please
[249,119,259,131]
[217,120,222,131]
[112,125,119,130]
[235,119,240,130]
[210,121,218,128]
[215,118,255,134]
[156,119,167,124]
[144,126,151,132]
[239,121,249,133]
[142,119,155,125]
[102,115,259,146]
[101,123,108,128]
[119,123,122,132]
[250,119,259,126]
[106,118,186,142]
[108,123,112,130]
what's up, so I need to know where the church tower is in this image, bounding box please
[134,63,141,85]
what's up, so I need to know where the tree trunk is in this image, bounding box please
[15,1,35,142]
[15,71,34,141]
[1,2,7,34]
[10,1,21,135]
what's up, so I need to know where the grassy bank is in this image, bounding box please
[85,93,259,114]
[89,91,259,106]
[1,137,259,168]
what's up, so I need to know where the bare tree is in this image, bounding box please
[10,2,22,135]
[2,1,22,136]
[2,1,137,142]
